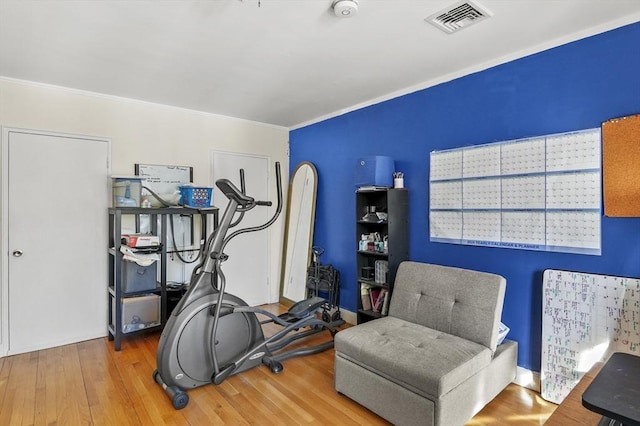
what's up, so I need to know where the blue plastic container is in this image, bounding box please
[179,186,213,207]
[355,156,395,187]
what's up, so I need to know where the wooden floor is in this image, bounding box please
[0,305,557,425]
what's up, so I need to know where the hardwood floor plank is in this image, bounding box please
[61,344,93,425]
[252,376,316,423]
[109,337,177,425]
[240,367,313,425]
[213,379,271,425]
[197,382,250,425]
[0,352,38,426]
[77,338,141,425]
[0,355,11,421]
[33,344,93,426]
[0,355,18,425]
[178,392,227,425]
[33,348,53,426]
[276,356,390,425]
[467,383,555,425]
[230,369,294,424]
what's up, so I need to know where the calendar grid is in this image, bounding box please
[429,128,601,255]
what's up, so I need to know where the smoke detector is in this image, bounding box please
[332,0,358,18]
[425,0,492,34]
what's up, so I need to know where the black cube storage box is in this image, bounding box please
[121,260,157,292]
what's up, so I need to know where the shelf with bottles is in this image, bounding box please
[355,188,408,324]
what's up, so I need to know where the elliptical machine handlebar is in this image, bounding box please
[215,179,255,207]
[228,161,281,228]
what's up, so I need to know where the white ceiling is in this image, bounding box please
[1,1,639,129]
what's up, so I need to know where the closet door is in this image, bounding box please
[3,129,109,355]
[211,151,270,306]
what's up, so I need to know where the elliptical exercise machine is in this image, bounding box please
[154,162,342,409]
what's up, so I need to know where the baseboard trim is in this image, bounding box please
[513,366,541,392]
[339,308,357,325]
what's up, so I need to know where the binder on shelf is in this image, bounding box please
[373,289,387,313]
[369,288,382,311]
[360,284,372,311]
[381,290,391,315]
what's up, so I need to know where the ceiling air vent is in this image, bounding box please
[425,0,492,34]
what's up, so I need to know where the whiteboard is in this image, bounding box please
[135,163,193,198]
[134,164,194,254]
[541,269,640,404]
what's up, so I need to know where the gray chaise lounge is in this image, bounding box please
[335,261,517,426]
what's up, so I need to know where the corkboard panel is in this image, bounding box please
[602,114,640,217]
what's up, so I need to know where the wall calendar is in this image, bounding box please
[429,128,601,255]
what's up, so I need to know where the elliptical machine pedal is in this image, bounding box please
[278,296,327,323]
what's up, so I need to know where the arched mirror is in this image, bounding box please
[280,162,318,305]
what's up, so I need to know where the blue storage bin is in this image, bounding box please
[179,186,213,207]
[355,156,395,187]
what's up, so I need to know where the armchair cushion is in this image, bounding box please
[335,316,492,398]
[389,262,506,352]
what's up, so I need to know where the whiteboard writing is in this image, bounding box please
[134,164,194,250]
[541,269,640,404]
[135,164,192,195]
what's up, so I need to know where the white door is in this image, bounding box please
[2,129,109,355]
[211,152,270,306]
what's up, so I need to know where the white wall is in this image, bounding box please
[0,77,289,303]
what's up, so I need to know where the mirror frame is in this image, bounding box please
[279,161,318,305]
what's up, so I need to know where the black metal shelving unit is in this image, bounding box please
[108,206,218,350]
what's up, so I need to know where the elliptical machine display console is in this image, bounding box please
[153,162,344,409]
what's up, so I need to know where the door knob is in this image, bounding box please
[12,249,23,257]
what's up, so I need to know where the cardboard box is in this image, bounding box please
[114,294,160,333]
[122,260,157,293]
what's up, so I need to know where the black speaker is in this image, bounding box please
[360,266,375,280]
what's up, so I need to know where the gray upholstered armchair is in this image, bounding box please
[334,261,517,426]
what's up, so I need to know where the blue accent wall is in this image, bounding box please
[290,22,640,372]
